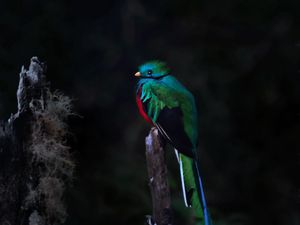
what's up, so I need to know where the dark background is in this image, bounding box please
[0,0,299,224]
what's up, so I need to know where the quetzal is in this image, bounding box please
[134,60,211,225]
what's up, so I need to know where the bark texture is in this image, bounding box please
[145,128,173,225]
[0,57,74,225]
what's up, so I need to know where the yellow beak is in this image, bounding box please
[134,72,141,77]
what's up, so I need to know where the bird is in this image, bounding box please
[134,60,212,225]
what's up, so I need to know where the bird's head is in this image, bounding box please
[134,60,171,80]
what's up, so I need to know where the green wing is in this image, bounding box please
[140,81,179,122]
[140,78,198,146]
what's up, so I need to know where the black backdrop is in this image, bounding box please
[0,0,299,225]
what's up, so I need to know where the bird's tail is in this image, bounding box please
[175,149,212,225]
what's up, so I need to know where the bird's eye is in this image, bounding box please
[147,70,153,75]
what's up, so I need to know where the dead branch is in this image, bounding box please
[145,128,173,225]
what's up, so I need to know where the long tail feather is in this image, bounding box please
[179,154,190,207]
[176,151,212,225]
[174,149,189,207]
[194,160,211,225]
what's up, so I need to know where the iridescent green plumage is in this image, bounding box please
[135,61,212,225]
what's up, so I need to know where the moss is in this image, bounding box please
[26,89,75,225]
[38,177,66,223]
[29,210,45,225]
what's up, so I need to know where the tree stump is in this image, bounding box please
[145,128,173,225]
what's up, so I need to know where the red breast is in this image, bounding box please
[136,87,154,125]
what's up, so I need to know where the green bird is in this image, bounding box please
[135,60,211,225]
